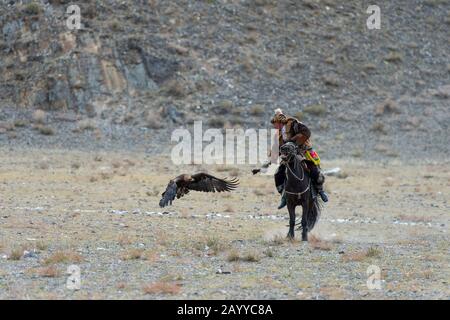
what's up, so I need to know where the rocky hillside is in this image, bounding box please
[0,0,449,160]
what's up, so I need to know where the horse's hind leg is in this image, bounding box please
[287,202,295,240]
[301,201,309,241]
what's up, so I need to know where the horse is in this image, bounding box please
[279,142,321,241]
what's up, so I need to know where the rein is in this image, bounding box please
[284,154,310,198]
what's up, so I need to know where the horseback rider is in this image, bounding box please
[270,108,328,209]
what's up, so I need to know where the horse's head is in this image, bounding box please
[280,142,298,163]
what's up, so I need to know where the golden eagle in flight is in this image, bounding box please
[159,173,239,207]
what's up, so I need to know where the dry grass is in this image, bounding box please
[204,236,226,255]
[224,204,235,213]
[43,251,83,265]
[32,110,46,124]
[143,281,182,295]
[164,79,186,98]
[303,104,327,116]
[342,246,382,262]
[384,51,403,63]
[226,249,260,262]
[142,250,160,263]
[267,234,285,246]
[13,119,27,127]
[366,246,382,258]
[249,104,265,116]
[8,247,23,260]
[226,248,241,262]
[208,116,226,128]
[37,265,60,278]
[36,241,48,251]
[309,235,332,251]
[323,75,339,87]
[216,100,234,115]
[371,122,387,134]
[22,2,41,15]
[71,162,81,170]
[121,248,144,260]
[36,125,55,136]
[77,119,97,132]
[375,99,400,115]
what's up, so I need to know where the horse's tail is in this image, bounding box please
[307,196,322,231]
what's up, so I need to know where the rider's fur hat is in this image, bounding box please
[271,108,287,124]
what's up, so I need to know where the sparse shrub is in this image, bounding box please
[8,248,23,260]
[71,162,81,170]
[121,248,143,260]
[36,241,48,251]
[375,99,400,115]
[249,104,265,116]
[324,56,335,65]
[263,248,274,258]
[165,80,186,98]
[216,100,234,115]
[43,251,83,265]
[224,204,235,213]
[241,251,260,262]
[323,75,339,87]
[205,236,225,255]
[342,246,381,262]
[146,113,164,129]
[143,281,181,295]
[110,20,122,31]
[227,249,240,262]
[351,149,363,158]
[0,121,15,131]
[303,104,327,116]
[268,234,285,246]
[363,63,377,71]
[32,110,46,124]
[77,119,97,131]
[366,246,381,258]
[37,125,55,136]
[240,57,254,74]
[384,52,403,63]
[14,119,28,127]
[23,2,41,15]
[38,265,60,277]
[226,249,260,262]
[208,117,225,128]
[309,235,332,251]
[371,122,387,134]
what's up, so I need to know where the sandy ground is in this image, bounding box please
[0,147,448,299]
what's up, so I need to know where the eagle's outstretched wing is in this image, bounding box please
[187,173,239,193]
[159,180,178,208]
[158,173,239,207]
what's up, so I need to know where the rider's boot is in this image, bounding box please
[316,172,328,202]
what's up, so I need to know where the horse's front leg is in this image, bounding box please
[287,201,296,240]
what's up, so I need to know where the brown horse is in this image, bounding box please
[279,142,321,241]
